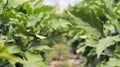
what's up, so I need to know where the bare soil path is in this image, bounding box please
[47,44,84,67]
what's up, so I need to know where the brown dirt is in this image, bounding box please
[48,59,84,67]
[48,44,84,67]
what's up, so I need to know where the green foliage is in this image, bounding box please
[97,58,120,67]
[0,0,65,67]
[8,0,30,8]
[1,0,120,67]
[66,0,120,67]
[96,35,120,58]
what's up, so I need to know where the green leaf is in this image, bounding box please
[69,4,103,46]
[96,35,120,58]
[72,3,103,34]
[31,45,51,51]
[34,6,53,14]
[50,19,70,30]
[0,0,2,5]
[14,23,34,36]
[34,0,43,8]
[117,3,120,14]
[8,0,30,8]
[7,45,26,61]
[23,2,33,14]
[0,40,5,48]
[7,45,21,54]
[20,52,48,67]
[97,58,120,67]
[0,47,19,62]
[2,11,17,18]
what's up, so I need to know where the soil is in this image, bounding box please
[47,44,84,67]
[49,59,84,67]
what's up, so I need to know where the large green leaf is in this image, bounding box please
[0,47,19,62]
[72,3,103,34]
[69,3,103,46]
[20,52,47,67]
[97,58,120,67]
[2,11,17,18]
[96,35,120,58]
[69,16,101,46]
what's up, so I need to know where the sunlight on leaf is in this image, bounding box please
[36,34,46,39]
[0,40,5,48]
[0,47,20,62]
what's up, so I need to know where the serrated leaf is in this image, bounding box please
[20,52,47,67]
[96,35,120,58]
[70,6,103,46]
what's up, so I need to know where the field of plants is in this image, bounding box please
[1,0,120,67]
